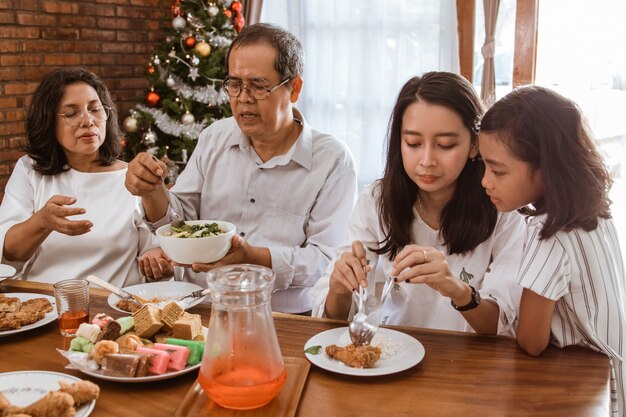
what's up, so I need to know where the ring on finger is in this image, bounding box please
[422,250,428,263]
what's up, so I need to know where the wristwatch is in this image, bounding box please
[451,285,481,311]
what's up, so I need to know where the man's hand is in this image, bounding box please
[174,235,270,272]
[125,152,167,197]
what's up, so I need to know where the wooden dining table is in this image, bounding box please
[0,279,610,417]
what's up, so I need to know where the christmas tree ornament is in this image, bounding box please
[169,48,177,57]
[194,41,211,57]
[147,65,155,75]
[166,75,176,87]
[146,91,160,106]
[172,15,187,31]
[208,5,220,17]
[186,13,205,29]
[142,129,157,147]
[224,9,232,18]
[231,1,242,12]
[181,111,195,125]
[191,55,200,66]
[188,67,199,81]
[185,36,196,48]
[153,55,160,65]
[233,12,245,32]
[120,137,127,148]
[123,115,139,133]
[172,2,181,16]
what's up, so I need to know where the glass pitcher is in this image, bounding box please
[198,264,286,410]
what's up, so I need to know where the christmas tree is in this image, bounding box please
[121,0,244,182]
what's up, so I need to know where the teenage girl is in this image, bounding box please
[479,85,625,415]
[312,72,524,335]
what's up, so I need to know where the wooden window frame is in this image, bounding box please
[456,0,539,86]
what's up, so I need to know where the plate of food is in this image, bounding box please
[0,293,57,337]
[303,327,425,376]
[108,281,207,313]
[59,303,206,383]
[0,264,18,283]
[0,370,98,416]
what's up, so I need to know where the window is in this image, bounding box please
[535,0,626,257]
[261,0,459,188]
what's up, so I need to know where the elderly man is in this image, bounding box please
[125,23,357,314]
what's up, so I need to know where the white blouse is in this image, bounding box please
[518,214,626,415]
[312,183,525,336]
[0,156,158,287]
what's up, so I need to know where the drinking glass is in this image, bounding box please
[53,279,89,336]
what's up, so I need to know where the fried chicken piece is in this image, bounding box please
[58,380,100,405]
[0,316,21,331]
[0,297,21,313]
[20,298,53,315]
[2,391,75,417]
[325,343,382,368]
[115,299,141,313]
[0,392,10,412]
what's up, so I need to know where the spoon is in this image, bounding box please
[171,213,185,228]
[86,275,147,304]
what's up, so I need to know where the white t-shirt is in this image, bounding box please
[0,156,158,287]
[311,183,525,336]
[518,214,626,415]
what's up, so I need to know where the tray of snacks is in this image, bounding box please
[59,301,206,382]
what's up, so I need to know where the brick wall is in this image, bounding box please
[0,0,169,200]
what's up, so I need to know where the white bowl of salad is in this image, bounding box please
[156,220,236,265]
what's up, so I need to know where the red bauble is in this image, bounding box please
[231,1,242,12]
[224,9,232,18]
[172,4,181,16]
[120,137,127,148]
[234,12,245,32]
[185,36,196,48]
[147,65,155,74]
[146,91,160,106]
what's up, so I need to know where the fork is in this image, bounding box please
[348,286,378,346]
[175,288,211,302]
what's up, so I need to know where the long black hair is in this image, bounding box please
[24,67,121,175]
[375,71,496,258]
[480,85,612,240]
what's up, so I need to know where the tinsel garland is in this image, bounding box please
[137,104,210,139]
[158,69,230,105]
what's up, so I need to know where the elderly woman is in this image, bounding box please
[0,67,172,286]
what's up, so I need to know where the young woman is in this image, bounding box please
[0,68,172,286]
[479,85,625,414]
[312,72,524,335]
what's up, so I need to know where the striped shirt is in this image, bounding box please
[518,215,626,416]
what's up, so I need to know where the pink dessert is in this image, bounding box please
[136,346,170,375]
[92,313,115,330]
[153,343,191,371]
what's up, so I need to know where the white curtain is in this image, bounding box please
[480,0,500,103]
[261,0,459,187]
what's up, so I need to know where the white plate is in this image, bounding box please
[0,264,17,283]
[0,293,57,337]
[304,327,425,376]
[0,370,96,416]
[71,359,201,383]
[107,281,207,313]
